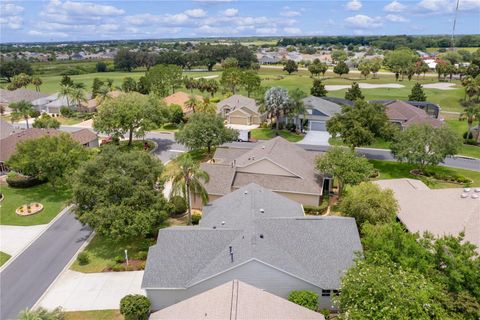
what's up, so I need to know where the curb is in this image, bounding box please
[31,231,96,310]
[0,204,73,273]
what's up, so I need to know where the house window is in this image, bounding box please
[322,290,331,297]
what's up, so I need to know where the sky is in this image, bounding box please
[0,0,479,43]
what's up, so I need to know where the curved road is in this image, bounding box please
[0,211,92,320]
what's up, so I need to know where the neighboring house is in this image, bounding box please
[79,91,122,113]
[142,183,362,311]
[163,91,203,114]
[382,100,443,129]
[32,93,78,115]
[197,137,328,208]
[217,95,263,125]
[0,128,98,171]
[0,119,13,140]
[150,280,325,320]
[297,96,343,132]
[257,54,281,65]
[375,179,480,251]
[0,89,49,113]
[371,100,441,119]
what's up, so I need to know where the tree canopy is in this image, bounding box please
[310,79,327,97]
[145,64,183,97]
[409,82,427,101]
[283,60,298,74]
[344,82,365,101]
[72,146,169,239]
[32,113,61,129]
[175,113,238,153]
[264,87,291,130]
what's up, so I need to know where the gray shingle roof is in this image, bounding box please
[217,95,259,114]
[0,88,49,104]
[142,184,362,290]
[302,96,342,117]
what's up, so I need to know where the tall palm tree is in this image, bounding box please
[186,95,200,113]
[96,85,111,105]
[70,87,87,110]
[196,97,217,114]
[59,84,73,109]
[460,105,480,139]
[264,87,291,130]
[10,100,35,128]
[168,154,209,225]
[31,76,43,92]
[288,88,307,132]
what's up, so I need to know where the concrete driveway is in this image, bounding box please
[37,270,145,311]
[297,131,331,146]
[0,224,48,257]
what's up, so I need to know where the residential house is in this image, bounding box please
[149,280,325,320]
[79,91,122,113]
[0,89,49,113]
[163,91,204,114]
[0,119,13,140]
[142,183,362,311]
[381,100,443,129]
[32,93,76,115]
[197,137,327,208]
[296,96,343,131]
[0,128,98,171]
[216,95,263,125]
[375,179,479,251]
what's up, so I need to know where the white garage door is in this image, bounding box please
[309,121,327,131]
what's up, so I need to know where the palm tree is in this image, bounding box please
[460,105,480,139]
[31,76,43,92]
[168,154,209,225]
[196,97,217,114]
[10,100,35,128]
[288,88,307,132]
[70,87,87,110]
[462,76,480,102]
[96,85,111,105]
[59,84,73,109]
[186,95,200,113]
[264,87,291,130]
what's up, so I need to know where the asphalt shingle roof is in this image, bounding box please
[142,184,362,290]
[217,95,259,114]
[302,96,342,117]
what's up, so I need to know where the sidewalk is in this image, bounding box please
[37,270,145,311]
[0,224,48,257]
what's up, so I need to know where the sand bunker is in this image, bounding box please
[325,83,405,91]
[422,83,457,90]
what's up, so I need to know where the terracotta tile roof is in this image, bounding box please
[164,91,203,113]
[0,128,97,162]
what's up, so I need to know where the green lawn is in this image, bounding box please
[0,251,11,267]
[444,119,480,159]
[65,310,122,320]
[0,184,71,226]
[329,137,392,149]
[56,116,86,125]
[70,234,155,273]
[370,160,480,189]
[251,128,304,142]
[153,123,180,133]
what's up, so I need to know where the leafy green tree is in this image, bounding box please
[344,82,364,101]
[220,67,243,94]
[73,146,168,239]
[94,92,165,145]
[11,73,32,89]
[240,69,261,97]
[358,60,371,79]
[459,105,480,139]
[384,48,416,81]
[221,57,239,69]
[391,124,462,171]
[31,76,42,92]
[32,113,61,129]
[315,147,374,197]
[146,64,183,97]
[333,61,349,77]
[283,59,298,74]
[7,134,89,190]
[114,49,138,72]
[288,290,318,311]
[96,61,108,72]
[120,294,151,320]
[168,153,209,225]
[332,50,347,63]
[122,77,137,92]
[0,59,32,82]
[10,100,35,128]
[91,78,104,98]
[310,79,327,97]
[264,87,291,130]
[308,61,328,78]
[17,307,64,320]
[175,113,238,153]
[336,255,448,320]
[327,100,394,149]
[409,82,427,101]
[339,182,398,227]
[168,104,185,125]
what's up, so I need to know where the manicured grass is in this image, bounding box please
[0,251,11,267]
[444,119,480,159]
[329,137,391,149]
[251,128,304,142]
[70,234,155,273]
[153,123,180,133]
[115,139,155,152]
[0,184,71,226]
[64,310,122,320]
[370,160,480,189]
[56,116,86,125]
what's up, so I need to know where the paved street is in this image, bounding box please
[0,211,92,320]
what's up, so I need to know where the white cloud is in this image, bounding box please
[28,30,68,38]
[284,27,301,34]
[417,0,450,11]
[58,0,124,16]
[0,2,24,29]
[0,15,23,29]
[1,3,24,16]
[345,14,382,28]
[256,27,277,34]
[345,0,362,11]
[281,6,301,17]
[417,0,480,13]
[184,8,207,18]
[385,14,409,22]
[384,0,407,12]
[223,8,238,16]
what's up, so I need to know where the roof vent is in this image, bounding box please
[464,188,471,192]
[221,221,226,225]
[262,146,265,149]
[475,188,480,193]
[244,190,248,194]
[259,234,264,239]
[213,226,217,229]
[472,194,479,199]
[461,193,468,198]
[259,208,265,213]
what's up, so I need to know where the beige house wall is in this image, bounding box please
[237,159,296,177]
[229,116,249,125]
[275,191,320,206]
[192,193,223,209]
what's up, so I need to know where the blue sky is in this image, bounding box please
[1,0,479,43]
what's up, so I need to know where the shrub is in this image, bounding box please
[304,201,329,216]
[169,195,187,216]
[191,213,201,225]
[135,251,148,260]
[288,290,318,311]
[120,294,151,320]
[77,252,90,265]
[60,68,83,76]
[463,131,474,140]
[112,264,125,272]
[6,172,45,188]
[465,139,477,146]
[285,123,296,132]
[115,255,125,263]
[60,106,74,118]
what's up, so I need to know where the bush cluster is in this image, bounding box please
[6,172,45,188]
[120,294,151,320]
[191,213,202,225]
[423,168,471,184]
[288,290,318,311]
[77,252,90,265]
[169,195,187,216]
